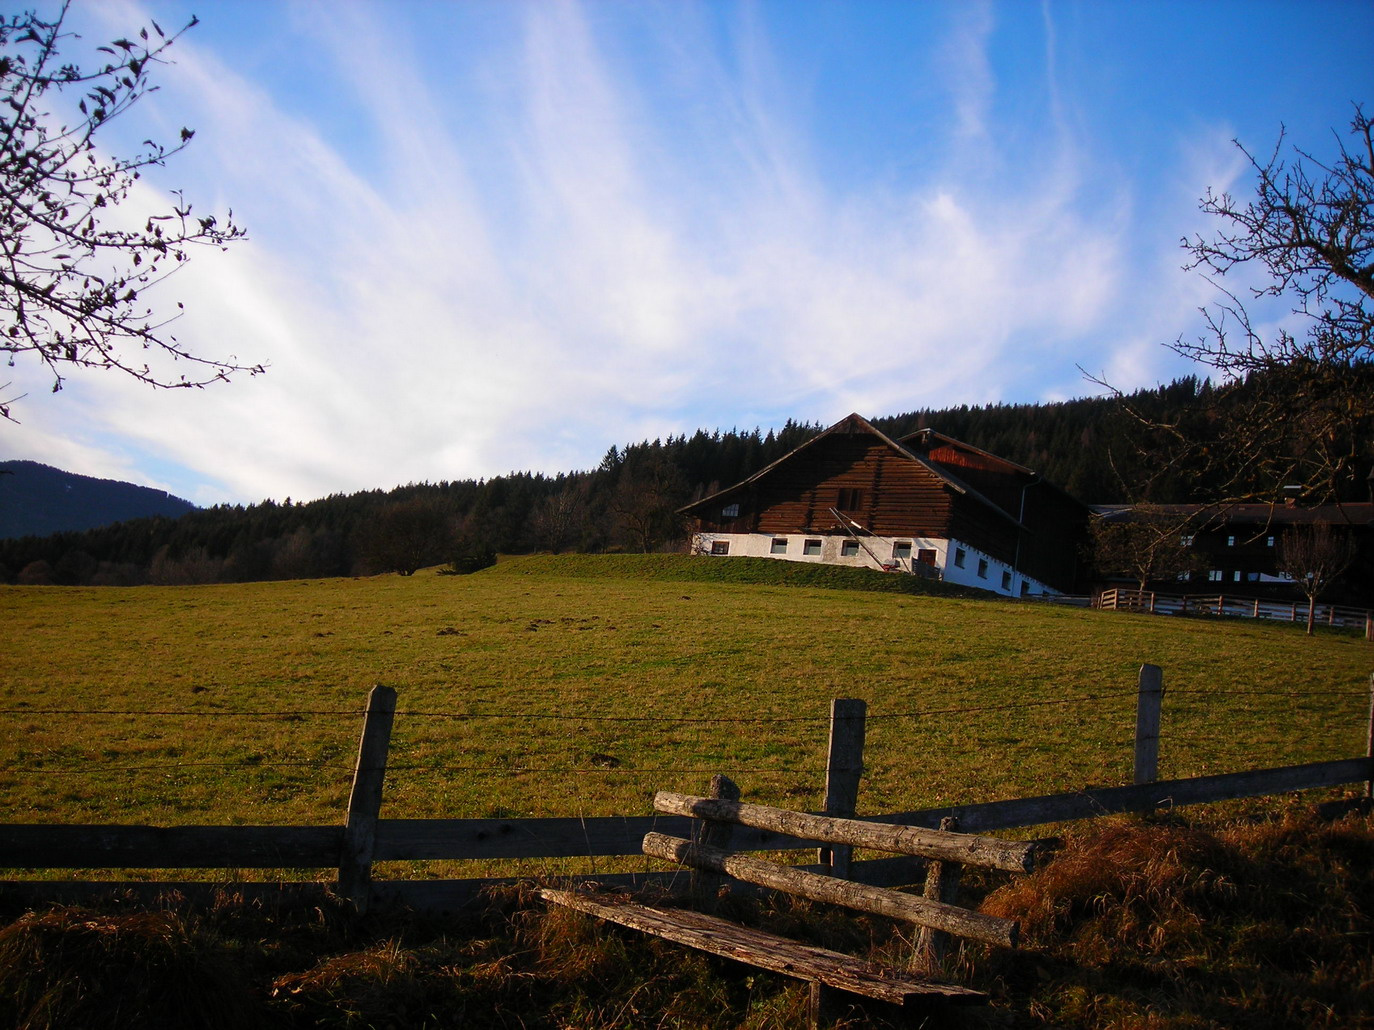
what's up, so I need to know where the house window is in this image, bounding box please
[803,539,822,556]
[1181,534,1194,547]
[710,541,730,555]
[954,548,966,568]
[893,542,913,560]
[770,538,788,554]
[1020,581,1030,596]
[917,548,937,566]
[1207,569,1223,582]
[1266,535,1275,548]
[836,488,863,511]
[1001,570,1012,590]
[841,540,860,557]
[1233,570,1242,582]
[1227,534,1237,547]
[721,503,740,518]
[977,558,988,578]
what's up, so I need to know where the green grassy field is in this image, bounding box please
[0,555,1368,838]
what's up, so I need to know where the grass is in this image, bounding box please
[1,803,1370,1028]
[0,554,1368,838]
[0,555,1370,1027]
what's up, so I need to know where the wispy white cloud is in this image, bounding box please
[7,0,1250,504]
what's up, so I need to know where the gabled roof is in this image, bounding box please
[678,413,1025,527]
[899,427,1036,477]
[1092,502,1374,528]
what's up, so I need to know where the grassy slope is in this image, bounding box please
[0,556,1371,1028]
[0,555,1367,835]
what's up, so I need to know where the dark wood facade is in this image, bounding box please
[681,414,1090,592]
[1095,502,1374,606]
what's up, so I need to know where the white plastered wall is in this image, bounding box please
[690,531,1058,598]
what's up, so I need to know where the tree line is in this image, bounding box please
[7,372,1368,587]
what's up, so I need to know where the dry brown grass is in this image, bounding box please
[980,801,1374,1028]
[0,804,1369,1027]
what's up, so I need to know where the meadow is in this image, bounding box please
[1,554,1367,839]
[1,556,1372,1029]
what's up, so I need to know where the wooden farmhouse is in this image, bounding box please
[679,414,1090,597]
[1092,501,1374,606]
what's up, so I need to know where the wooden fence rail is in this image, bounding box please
[3,669,1372,912]
[1097,588,1373,635]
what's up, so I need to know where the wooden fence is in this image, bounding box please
[1097,588,1374,636]
[3,671,1373,914]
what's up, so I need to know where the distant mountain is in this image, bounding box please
[0,461,196,540]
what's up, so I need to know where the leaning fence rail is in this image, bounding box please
[3,673,1373,913]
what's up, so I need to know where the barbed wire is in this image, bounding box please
[0,760,824,777]
[1166,688,1369,697]
[0,683,1363,724]
[0,689,1155,723]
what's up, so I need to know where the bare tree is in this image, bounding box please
[360,497,455,576]
[1089,106,1373,505]
[529,484,590,553]
[1276,523,1356,635]
[1,2,261,419]
[609,450,688,553]
[1171,105,1374,502]
[1087,505,1204,591]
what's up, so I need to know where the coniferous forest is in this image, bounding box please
[2,375,1369,587]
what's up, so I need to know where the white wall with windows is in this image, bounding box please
[690,531,1058,598]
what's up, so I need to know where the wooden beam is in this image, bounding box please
[654,792,1039,872]
[879,757,1374,834]
[370,815,698,860]
[819,698,866,878]
[539,888,987,1006]
[339,684,397,914]
[1134,664,1164,785]
[692,774,740,902]
[641,833,1017,947]
[0,825,341,869]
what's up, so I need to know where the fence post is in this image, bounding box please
[339,684,397,915]
[819,698,867,879]
[691,773,740,904]
[913,815,962,974]
[1366,673,1373,801]
[1134,664,1164,785]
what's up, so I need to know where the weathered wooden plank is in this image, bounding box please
[693,774,740,901]
[0,826,342,869]
[3,760,1366,877]
[642,833,1017,948]
[914,816,962,973]
[1134,664,1164,785]
[820,699,866,877]
[339,685,397,913]
[371,815,699,860]
[540,888,987,1005]
[654,793,1039,872]
[881,757,1374,833]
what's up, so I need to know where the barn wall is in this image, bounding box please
[690,432,957,539]
[690,531,1060,597]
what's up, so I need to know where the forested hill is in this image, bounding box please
[0,375,1333,586]
[0,461,196,540]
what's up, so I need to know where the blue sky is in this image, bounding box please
[5,0,1371,505]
